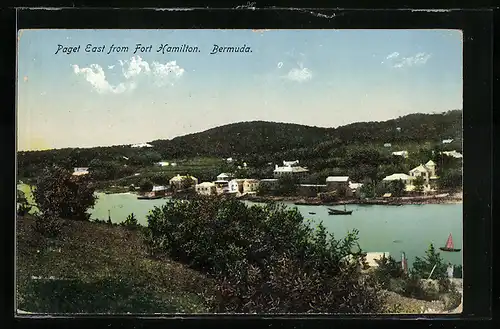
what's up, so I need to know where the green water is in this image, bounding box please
[17,184,463,267]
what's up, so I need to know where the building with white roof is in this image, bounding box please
[441,150,463,159]
[131,143,153,148]
[273,164,309,178]
[392,150,409,158]
[72,167,89,176]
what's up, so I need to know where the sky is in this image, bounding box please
[17,29,463,151]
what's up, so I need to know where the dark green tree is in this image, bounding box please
[144,196,385,313]
[33,166,97,221]
[389,179,406,197]
[438,169,462,191]
[139,179,153,192]
[276,175,298,196]
[413,176,425,193]
[412,243,447,279]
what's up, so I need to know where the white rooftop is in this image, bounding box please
[197,182,215,187]
[326,176,349,182]
[131,143,153,148]
[383,173,414,181]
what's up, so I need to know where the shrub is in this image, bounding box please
[121,213,139,229]
[139,179,153,192]
[33,211,63,239]
[33,166,97,221]
[373,255,405,289]
[440,288,462,311]
[412,243,447,280]
[145,196,385,313]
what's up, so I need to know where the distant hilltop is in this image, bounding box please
[18,110,462,158]
[149,109,462,157]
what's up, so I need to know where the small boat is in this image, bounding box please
[137,195,163,200]
[308,212,316,215]
[137,192,163,200]
[328,205,353,215]
[439,233,461,252]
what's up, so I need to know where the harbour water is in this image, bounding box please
[17,185,463,267]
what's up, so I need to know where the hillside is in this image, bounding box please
[17,110,462,183]
[150,121,335,158]
[16,216,213,313]
[150,110,462,157]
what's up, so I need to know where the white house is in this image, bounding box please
[384,143,392,148]
[131,143,153,148]
[442,139,454,144]
[392,150,409,158]
[72,167,89,176]
[195,182,216,196]
[441,150,463,159]
[228,180,240,194]
[409,160,438,188]
[274,164,309,178]
[382,173,415,191]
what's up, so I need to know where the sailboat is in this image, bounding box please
[439,233,461,252]
[328,204,353,215]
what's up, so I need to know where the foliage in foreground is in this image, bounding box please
[144,196,385,313]
[33,166,97,221]
[372,245,462,310]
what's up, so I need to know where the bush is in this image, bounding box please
[373,255,405,289]
[33,166,97,221]
[139,179,153,192]
[145,196,385,313]
[121,213,139,229]
[440,288,462,311]
[33,212,63,239]
[412,243,447,280]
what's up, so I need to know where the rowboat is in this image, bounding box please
[439,233,461,252]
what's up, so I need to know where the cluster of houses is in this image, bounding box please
[382,159,439,193]
[165,160,365,198]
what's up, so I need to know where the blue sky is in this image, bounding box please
[17,29,463,151]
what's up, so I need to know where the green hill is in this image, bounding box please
[17,110,462,183]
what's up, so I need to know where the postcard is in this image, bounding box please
[16,28,463,315]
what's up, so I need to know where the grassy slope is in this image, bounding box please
[16,216,214,313]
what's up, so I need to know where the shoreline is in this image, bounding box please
[240,192,463,206]
[93,186,462,206]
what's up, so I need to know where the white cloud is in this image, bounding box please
[384,52,432,68]
[119,56,151,79]
[150,60,185,86]
[73,56,185,94]
[284,62,312,82]
[72,64,130,94]
[386,52,400,60]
